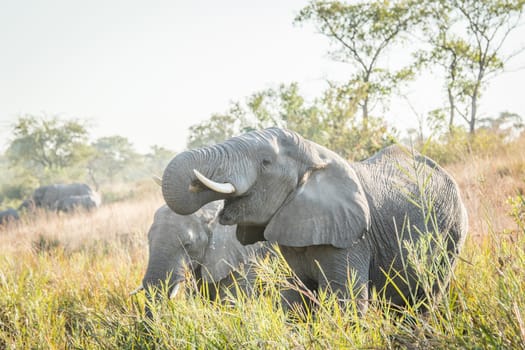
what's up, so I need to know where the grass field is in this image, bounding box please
[1,143,524,349]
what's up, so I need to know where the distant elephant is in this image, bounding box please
[30,183,96,210]
[160,127,468,313]
[0,208,19,225]
[55,194,100,213]
[132,202,269,318]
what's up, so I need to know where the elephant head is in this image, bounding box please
[162,128,370,249]
[136,202,266,318]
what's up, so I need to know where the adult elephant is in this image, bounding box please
[31,183,96,210]
[0,208,19,225]
[131,202,269,318]
[161,127,468,313]
[55,194,100,213]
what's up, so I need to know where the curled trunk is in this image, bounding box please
[162,145,253,215]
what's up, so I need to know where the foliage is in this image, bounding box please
[5,115,93,183]
[143,145,176,176]
[187,113,246,149]
[187,82,397,160]
[409,111,523,164]
[415,0,525,133]
[87,136,140,189]
[295,0,419,123]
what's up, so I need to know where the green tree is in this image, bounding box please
[187,113,245,149]
[144,145,176,176]
[417,0,525,134]
[295,0,417,127]
[186,83,310,149]
[6,115,92,182]
[87,136,139,188]
[187,82,396,160]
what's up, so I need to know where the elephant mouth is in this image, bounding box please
[219,194,252,225]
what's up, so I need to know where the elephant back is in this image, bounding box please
[31,183,96,210]
[354,145,468,254]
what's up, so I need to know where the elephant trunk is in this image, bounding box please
[162,145,251,215]
[142,253,186,319]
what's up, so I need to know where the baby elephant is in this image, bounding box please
[132,202,269,318]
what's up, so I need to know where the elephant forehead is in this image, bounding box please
[152,207,203,234]
[232,127,293,149]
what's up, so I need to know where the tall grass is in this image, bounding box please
[1,144,525,348]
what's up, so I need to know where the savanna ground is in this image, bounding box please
[1,138,525,349]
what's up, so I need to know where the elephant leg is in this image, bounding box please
[279,276,319,313]
[309,243,371,315]
[277,246,319,314]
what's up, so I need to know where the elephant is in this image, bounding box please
[160,127,468,313]
[131,202,269,318]
[55,194,100,213]
[30,183,96,210]
[0,208,19,225]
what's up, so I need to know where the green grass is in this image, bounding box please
[0,224,524,349]
[1,180,524,349]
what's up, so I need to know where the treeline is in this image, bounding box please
[0,116,175,207]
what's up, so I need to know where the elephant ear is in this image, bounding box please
[264,164,370,249]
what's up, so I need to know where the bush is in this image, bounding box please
[418,128,518,165]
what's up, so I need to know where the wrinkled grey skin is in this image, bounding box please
[0,208,19,225]
[31,183,95,210]
[55,194,100,213]
[141,202,268,318]
[161,127,468,312]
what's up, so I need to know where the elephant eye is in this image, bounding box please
[262,158,272,167]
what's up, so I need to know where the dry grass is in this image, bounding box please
[445,135,525,237]
[1,193,162,253]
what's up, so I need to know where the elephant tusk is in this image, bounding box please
[169,283,182,299]
[193,169,235,194]
[129,284,144,296]
[152,175,162,187]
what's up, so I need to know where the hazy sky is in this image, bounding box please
[1,1,524,153]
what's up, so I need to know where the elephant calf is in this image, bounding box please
[0,208,19,225]
[132,202,270,318]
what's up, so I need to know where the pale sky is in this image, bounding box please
[1,1,524,154]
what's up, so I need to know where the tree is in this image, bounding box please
[187,82,396,160]
[87,136,139,188]
[295,0,418,128]
[187,113,246,149]
[417,0,525,134]
[6,115,92,182]
[186,84,309,149]
[144,145,176,176]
